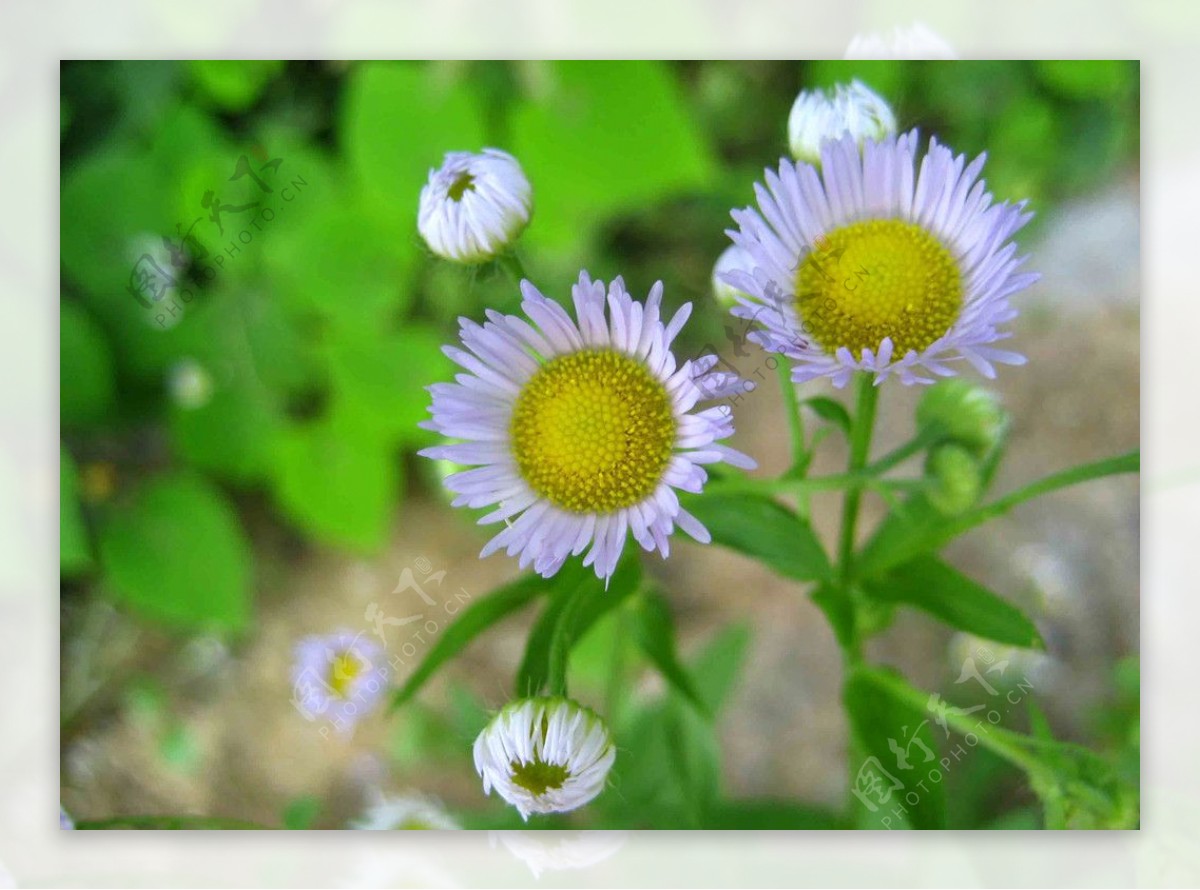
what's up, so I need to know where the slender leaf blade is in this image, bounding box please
[863,555,1044,649]
[683,492,832,581]
[844,666,946,830]
[389,571,549,710]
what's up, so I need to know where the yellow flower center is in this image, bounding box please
[795,219,963,359]
[328,651,364,699]
[510,758,570,795]
[510,348,676,514]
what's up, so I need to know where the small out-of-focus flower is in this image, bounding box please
[844,22,958,59]
[787,80,896,164]
[473,697,615,820]
[291,630,388,734]
[167,358,214,410]
[60,806,75,830]
[925,444,982,515]
[917,379,1007,456]
[351,792,461,830]
[712,244,755,308]
[418,149,532,263]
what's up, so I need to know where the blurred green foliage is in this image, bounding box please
[59,59,1137,635]
[59,60,1138,832]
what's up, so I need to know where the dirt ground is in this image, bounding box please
[60,177,1140,828]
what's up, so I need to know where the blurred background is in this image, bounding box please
[59,60,1139,829]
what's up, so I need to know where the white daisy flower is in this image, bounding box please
[418,149,532,263]
[787,80,897,165]
[721,130,1039,387]
[473,697,615,820]
[844,22,958,59]
[351,792,461,830]
[419,272,755,583]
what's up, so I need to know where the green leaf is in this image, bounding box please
[633,589,708,717]
[323,323,454,448]
[188,60,283,112]
[862,555,1044,649]
[98,473,251,633]
[269,405,401,553]
[687,621,751,715]
[60,301,116,427]
[803,396,851,435]
[169,369,284,485]
[606,624,743,827]
[683,491,831,581]
[511,61,717,252]
[261,199,420,334]
[341,62,486,229]
[516,557,640,697]
[389,572,551,710]
[61,447,92,576]
[857,451,1139,578]
[844,666,946,830]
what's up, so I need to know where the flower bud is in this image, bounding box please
[925,443,983,515]
[917,379,1007,456]
[418,149,532,263]
[787,80,896,165]
[473,697,615,820]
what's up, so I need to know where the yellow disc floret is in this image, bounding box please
[796,219,963,359]
[328,651,365,699]
[510,349,676,514]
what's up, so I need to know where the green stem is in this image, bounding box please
[776,360,806,472]
[859,449,1140,577]
[867,428,940,476]
[708,472,921,499]
[837,374,880,579]
[546,587,587,697]
[496,251,529,285]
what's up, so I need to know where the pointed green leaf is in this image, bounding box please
[516,556,640,697]
[803,396,851,435]
[682,491,831,581]
[389,571,550,710]
[98,473,251,633]
[863,555,1044,649]
[844,666,946,830]
[633,590,708,717]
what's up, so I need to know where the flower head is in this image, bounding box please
[722,130,1038,387]
[418,149,532,263]
[420,273,755,583]
[291,630,388,733]
[351,792,461,830]
[473,697,615,820]
[787,80,896,164]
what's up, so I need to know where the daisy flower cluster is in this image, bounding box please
[298,67,1043,825]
